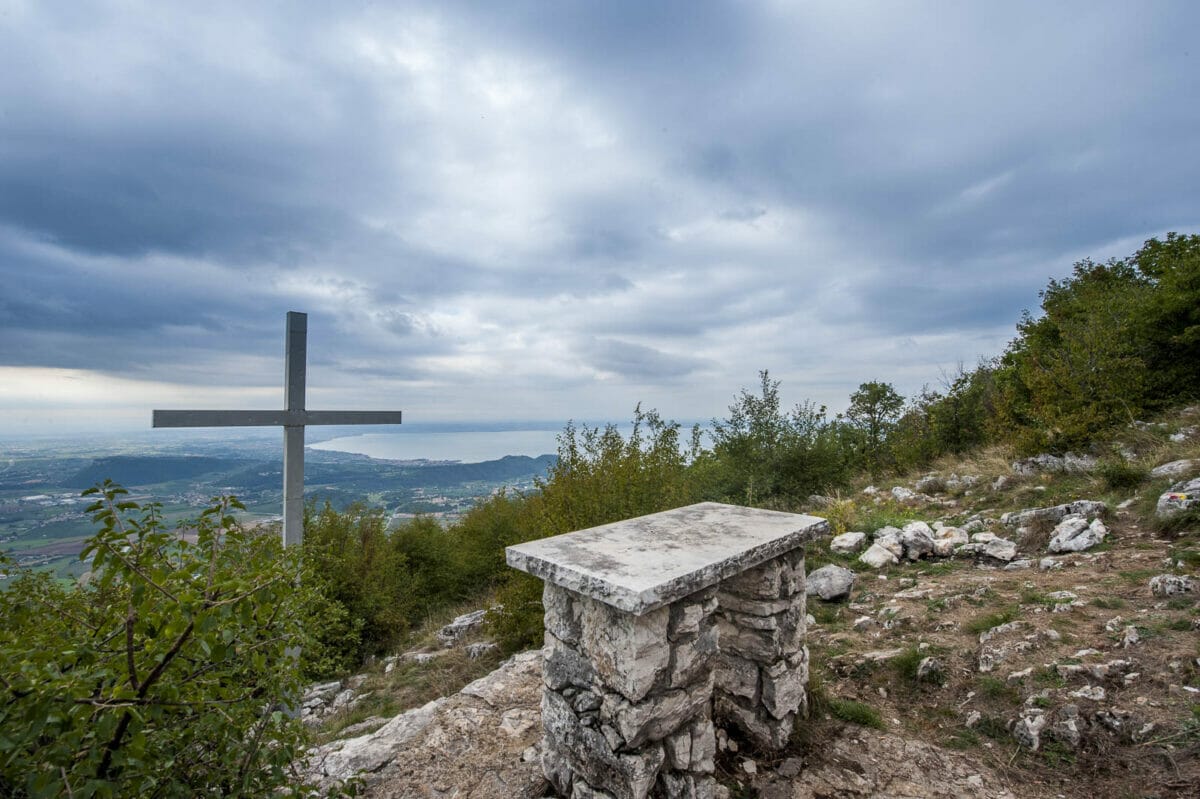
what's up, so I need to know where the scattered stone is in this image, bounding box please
[1001,500,1107,529]
[1004,559,1034,570]
[1046,590,1078,602]
[1120,626,1140,648]
[1012,711,1047,750]
[829,531,868,554]
[1149,574,1196,596]
[900,521,935,560]
[466,642,500,659]
[915,474,945,494]
[1047,515,1107,553]
[437,609,489,647]
[859,543,899,569]
[992,475,1016,491]
[891,486,918,502]
[862,485,879,496]
[806,564,856,601]
[1149,459,1194,479]
[932,526,969,557]
[1039,557,1062,571]
[917,657,944,683]
[1069,685,1106,701]
[852,616,876,631]
[1170,427,1197,443]
[1156,476,1200,518]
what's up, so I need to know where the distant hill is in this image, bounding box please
[64,456,255,488]
[62,453,557,492]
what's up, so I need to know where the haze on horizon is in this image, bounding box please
[1,1,1197,436]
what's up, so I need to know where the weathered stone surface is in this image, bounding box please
[714,654,759,701]
[717,591,793,616]
[545,583,583,645]
[1150,459,1195,479]
[669,624,719,688]
[760,658,807,719]
[1048,516,1107,553]
[900,521,935,560]
[932,526,969,557]
[829,531,868,554]
[664,728,692,771]
[689,718,716,773]
[544,631,598,691]
[506,502,828,615]
[874,529,905,558]
[714,694,792,750]
[983,537,1018,562]
[805,564,855,601]
[581,597,670,702]
[603,676,713,749]
[1013,711,1047,750]
[1001,500,1106,528]
[859,543,899,568]
[544,689,666,799]
[1156,477,1200,518]
[306,697,446,783]
[1149,574,1196,596]
[437,608,489,646]
[669,601,706,640]
[722,559,784,599]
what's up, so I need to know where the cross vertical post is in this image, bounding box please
[152,311,404,549]
[283,312,306,549]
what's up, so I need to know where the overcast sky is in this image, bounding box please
[1,1,1197,436]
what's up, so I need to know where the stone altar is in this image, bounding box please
[506,502,828,799]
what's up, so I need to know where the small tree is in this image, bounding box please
[0,481,326,798]
[844,381,905,476]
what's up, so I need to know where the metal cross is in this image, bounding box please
[152,311,403,547]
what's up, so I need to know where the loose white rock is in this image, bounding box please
[829,531,868,554]
[806,564,856,601]
[859,543,899,569]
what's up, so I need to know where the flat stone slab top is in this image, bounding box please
[506,502,828,615]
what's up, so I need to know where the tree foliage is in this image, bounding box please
[701,371,852,506]
[0,482,324,798]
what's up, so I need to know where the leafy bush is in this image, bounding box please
[0,482,324,798]
[1097,458,1149,491]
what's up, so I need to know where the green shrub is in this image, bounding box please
[0,482,325,797]
[1097,458,1148,491]
[826,697,885,729]
[964,606,1018,635]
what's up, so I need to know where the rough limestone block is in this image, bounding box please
[661,773,705,799]
[669,624,719,688]
[717,617,781,661]
[545,583,583,645]
[572,782,616,799]
[581,597,670,703]
[723,609,781,631]
[542,746,575,797]
[714,694,792,750]
[721,559,783,599]
[781,550,806,596]
[602,674,714,749]
[663,728,692,771]
[544,690,665,799]
[544,631,598,692]
[713,654,759,702]
[669,602,705,640]
[760,659,807,720]
[689,718,716,773]
[716,592,793,617]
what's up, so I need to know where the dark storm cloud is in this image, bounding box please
[0,1,1197,430]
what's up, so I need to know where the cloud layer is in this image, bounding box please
[1,1,1197,433]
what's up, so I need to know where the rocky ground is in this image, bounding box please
[300,411,1200,798]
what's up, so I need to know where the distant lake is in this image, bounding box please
[310,429,562,463]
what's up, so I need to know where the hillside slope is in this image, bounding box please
[301,408,1200,798]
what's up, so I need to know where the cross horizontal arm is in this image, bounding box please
[152,410,403,428]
